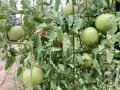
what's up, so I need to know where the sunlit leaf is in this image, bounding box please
[106,48,113,63]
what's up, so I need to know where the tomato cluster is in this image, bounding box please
[80,13,116,47]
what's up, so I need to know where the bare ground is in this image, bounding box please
[0,60,18,90]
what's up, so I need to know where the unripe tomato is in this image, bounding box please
[63,3,78,16]
[95,13,116,32]
[8,26,25,41]
[23,67,43,86]
[82,53,93,69]
[80,27,99,47]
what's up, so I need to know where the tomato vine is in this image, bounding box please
[0,0,120,90]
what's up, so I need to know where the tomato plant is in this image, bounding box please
[0,0,120,90]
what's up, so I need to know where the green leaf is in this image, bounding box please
[55,26,63,41]
[49,31,57,42]
[107,25,117,36]
[51,82,56,89]
[0,15,6,20]
[73,18,83,31]
[17,67,23,76]
[0,5,9,14]
[98,45,105,52]
[106,48,113,63]
[9,0,17,11]
[58,64,64,72]
[33,16,43,23]
[23,15,35,36]
[67,15,73,28]
[5,54,15,70]
[0,0,8,4]
[9,48,18,56]
[55,0,60,11]
[93,59,102,75]
[115,32,120,42]
[21,0,31,9]
[61,80,68,88]
[63,33,71,51]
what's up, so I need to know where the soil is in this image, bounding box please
[0,59,18,90]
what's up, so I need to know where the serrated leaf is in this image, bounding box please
[93,59,102,75]
[107,17,117,35]
[73,18,83,31]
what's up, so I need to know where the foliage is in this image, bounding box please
[0,0,120,90]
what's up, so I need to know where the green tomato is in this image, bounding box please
[23,67,43,86]
[8,26,25,41]
[95,13,116,32]
[80,27,99,46]
[63,3,78,16]
[82,53,93,69]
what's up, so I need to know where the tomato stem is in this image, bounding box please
[71,0,76,89]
